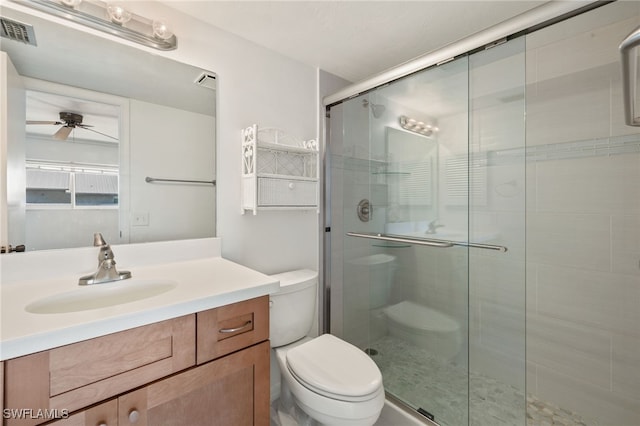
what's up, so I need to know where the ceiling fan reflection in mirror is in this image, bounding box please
[26,111,118,141]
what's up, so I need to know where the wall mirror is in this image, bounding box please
[382,127,438,236]
[1,7,216,251]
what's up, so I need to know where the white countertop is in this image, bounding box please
[0,238,279,360]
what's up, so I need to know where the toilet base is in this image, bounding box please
[278,371,383,426]
[274,338,385,426]
[272,383,318,426]
[384,301,462,360]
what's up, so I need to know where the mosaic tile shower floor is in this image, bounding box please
[368,335,593,426]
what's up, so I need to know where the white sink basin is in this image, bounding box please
[25,280,178,314]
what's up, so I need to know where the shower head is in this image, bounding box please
[362,99,386,118]
[371,103,386,118]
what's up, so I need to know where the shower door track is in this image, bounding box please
[346,231,508,252]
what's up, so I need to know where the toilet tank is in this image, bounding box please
[269,269,318,348]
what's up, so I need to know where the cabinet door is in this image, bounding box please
[47,400,117,426]
[119,341,270,426]
[4,314,195,425]
[1,361,4,420]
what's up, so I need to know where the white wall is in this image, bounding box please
[128,99,215,244]
[1,0,321,274]
[0,52,26,248]
[144,0,319,273]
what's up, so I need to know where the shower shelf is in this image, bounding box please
[241,124,319,215]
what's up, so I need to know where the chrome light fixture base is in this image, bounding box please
[14,0,177,51]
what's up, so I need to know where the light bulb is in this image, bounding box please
[60,0,82,7]
[107,3,132,25]
[152,19,173,40]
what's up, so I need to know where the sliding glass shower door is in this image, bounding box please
[327,37,526,426]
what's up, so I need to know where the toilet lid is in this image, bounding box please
[286,334,382,401]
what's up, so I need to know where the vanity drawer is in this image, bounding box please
[3,314,195,425]
[196,296,269,364]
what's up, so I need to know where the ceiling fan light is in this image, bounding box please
[106,3,132,25]
[152,19,173,40]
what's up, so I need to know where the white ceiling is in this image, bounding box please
[163,0,547,83]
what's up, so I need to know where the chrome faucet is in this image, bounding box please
[79,233,132,285]
[425,219,444,235]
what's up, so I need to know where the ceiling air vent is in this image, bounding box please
[195,72,217,90]
[0,17,37,46]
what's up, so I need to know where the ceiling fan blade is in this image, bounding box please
[26,120,63,125]
[53,126,73,141]
[77,126,118,141]
[76,123,94,128]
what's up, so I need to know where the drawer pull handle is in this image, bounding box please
[128,409,140,423]
[219,320,252,334]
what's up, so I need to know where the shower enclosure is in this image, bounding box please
[324,2,640,425]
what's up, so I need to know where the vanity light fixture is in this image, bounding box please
[59,0,82,7]
[152,19,173,40]
[106,3,131,25]
[399,115,439,137]
[15,0,177,50]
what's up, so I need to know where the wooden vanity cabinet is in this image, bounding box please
[117,341,269,426]
[3,296,270,426]
[1,362,4,417]
[49,341,269,426]
[47,400,118,426]
[3,315,195,426]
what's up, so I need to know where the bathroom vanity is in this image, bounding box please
[0,238,278,426]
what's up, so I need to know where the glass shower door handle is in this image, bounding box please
[620,25,640,126]
[346,231,508,252]
[346,232,454,248]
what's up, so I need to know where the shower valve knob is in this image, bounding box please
[357,199,371,222]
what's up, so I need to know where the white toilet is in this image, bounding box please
[383,300,462,360]
[270,269,385,426]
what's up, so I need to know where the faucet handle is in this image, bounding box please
[93,233,108,247]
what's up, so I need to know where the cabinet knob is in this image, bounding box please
[128,409,140,423]
[288,182,295,189]
[97,423,108,426]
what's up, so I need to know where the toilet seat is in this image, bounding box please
[286,334,382,402]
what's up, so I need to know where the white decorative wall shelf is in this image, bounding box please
[241,124,319,215]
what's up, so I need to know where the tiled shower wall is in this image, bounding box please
[525,3,640,424]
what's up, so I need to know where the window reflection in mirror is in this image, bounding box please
[23,87,122,250]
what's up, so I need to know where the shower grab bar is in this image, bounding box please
[145,176,216,185]
[620,25,640,126]
[346,231,508,252]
